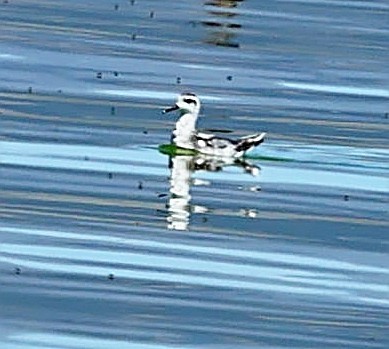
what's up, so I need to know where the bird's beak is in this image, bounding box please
[162,104,179,114]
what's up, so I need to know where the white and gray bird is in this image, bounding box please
[163,93,266,157]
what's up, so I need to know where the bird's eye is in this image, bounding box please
[183,98,197,105]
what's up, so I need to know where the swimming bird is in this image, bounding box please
[163,93,266,157]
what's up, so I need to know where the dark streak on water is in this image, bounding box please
[0,1,388,348]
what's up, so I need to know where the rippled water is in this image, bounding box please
[1,1,388,348]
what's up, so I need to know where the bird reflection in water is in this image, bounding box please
[167,154,259,230]
[202,0,244,48]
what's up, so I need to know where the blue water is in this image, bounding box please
[0,1,388,348]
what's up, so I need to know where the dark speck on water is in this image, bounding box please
[0,0,388,348]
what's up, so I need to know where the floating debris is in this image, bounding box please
[242,208,257,218]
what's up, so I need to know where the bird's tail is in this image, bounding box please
[235,132,266,153]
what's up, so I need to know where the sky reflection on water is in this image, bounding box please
[1,140,387,193]
[1,0,388,347]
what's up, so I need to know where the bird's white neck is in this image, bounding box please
[172,111,198,149]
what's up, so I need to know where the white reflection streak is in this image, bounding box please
[2,229,388,302]
[0,255,351,297]
[7,333,191,349]
[1,226,387,274]
[0,53,24,61]
[167,156,194,230]
[280,81,389,98]
[1,141,387,192]
[93,89,223,101]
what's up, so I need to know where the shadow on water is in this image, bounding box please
[202,0,244,48]
[167,154,258,230]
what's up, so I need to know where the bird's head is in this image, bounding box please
[163,93,201,116]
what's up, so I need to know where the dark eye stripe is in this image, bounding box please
[183,98,197,105]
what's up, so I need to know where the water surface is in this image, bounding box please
[0,0,388,348]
